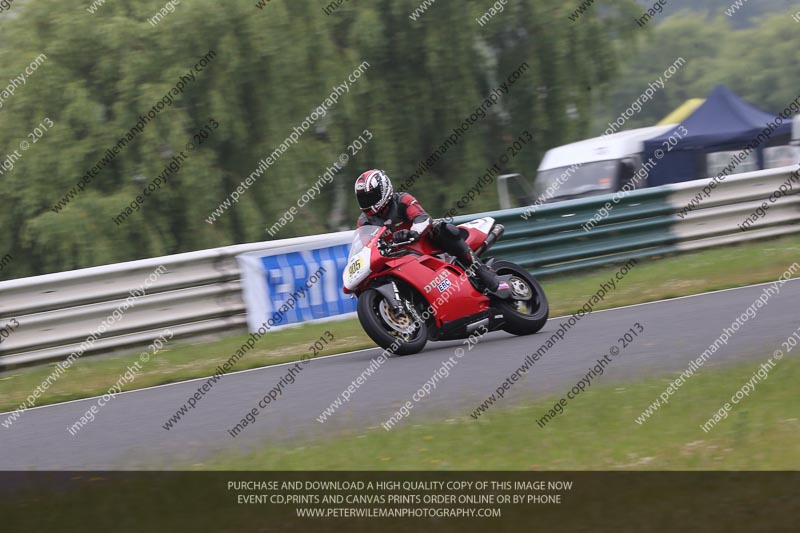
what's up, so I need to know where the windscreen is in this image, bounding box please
[534,160,617,201]
[348,225,381,259]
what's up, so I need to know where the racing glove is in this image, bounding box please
[393,229,419,243]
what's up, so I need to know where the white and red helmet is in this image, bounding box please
[354,169,393,215]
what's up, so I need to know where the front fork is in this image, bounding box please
[373,281,425,326]
[372,281,403,310]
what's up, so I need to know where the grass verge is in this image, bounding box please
[1,234,798,415]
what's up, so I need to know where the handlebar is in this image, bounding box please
[377,236,416,257]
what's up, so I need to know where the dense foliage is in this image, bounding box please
[595,8,800,133]
[0,0,639,278]
[1,0,795,279]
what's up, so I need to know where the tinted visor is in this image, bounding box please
[357,187,383,210]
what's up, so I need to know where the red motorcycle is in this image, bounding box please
[343,217,549,355]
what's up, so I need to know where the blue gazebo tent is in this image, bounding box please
[642,85,793,186]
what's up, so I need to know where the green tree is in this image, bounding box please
[593,8,800,133]
[0,0,638,279]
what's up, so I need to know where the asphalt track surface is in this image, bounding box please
[1,279,797,470]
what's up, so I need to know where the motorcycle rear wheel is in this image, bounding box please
[357,287,428,355]
[492,260,549,335]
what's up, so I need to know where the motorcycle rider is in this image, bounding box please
[354,169,501,291]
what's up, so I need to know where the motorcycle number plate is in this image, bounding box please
[348,259,363,276]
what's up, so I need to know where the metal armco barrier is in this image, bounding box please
[487,165,800,275]
[1,166,798,368]
[0,232,347,368]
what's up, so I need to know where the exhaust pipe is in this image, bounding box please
[476,223,504,256]
[466,317,489,334]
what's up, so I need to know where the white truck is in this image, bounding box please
[498,124,674,210]
[794,114,800,146]
[499,117,800,210]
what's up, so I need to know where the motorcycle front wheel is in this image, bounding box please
[356,287,428,355]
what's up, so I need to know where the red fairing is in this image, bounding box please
[344,215,548,354]
[343,222,495,327]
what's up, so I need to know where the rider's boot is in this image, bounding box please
[439,225,502,292]
[466,253,501,292]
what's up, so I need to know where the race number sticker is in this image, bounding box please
[348,258,363,277]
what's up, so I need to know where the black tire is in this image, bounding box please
[492,260,549,335]
[356,287,428,355]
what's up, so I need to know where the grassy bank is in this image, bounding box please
[1,234,798,414]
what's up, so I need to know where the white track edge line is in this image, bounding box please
[1,277,797,417]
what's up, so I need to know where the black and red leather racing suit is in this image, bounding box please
[357,192,486,278]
